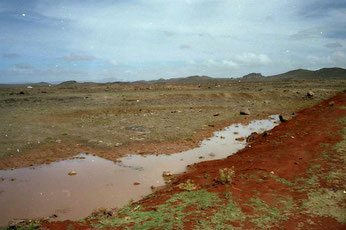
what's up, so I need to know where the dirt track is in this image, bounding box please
[38,93,346,229]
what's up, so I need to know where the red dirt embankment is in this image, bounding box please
[43,92,346,229]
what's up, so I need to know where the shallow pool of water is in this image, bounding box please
[0,115,278,226]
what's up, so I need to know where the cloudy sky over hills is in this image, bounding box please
[0,0,345,83]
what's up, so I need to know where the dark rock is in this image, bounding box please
[240,108,250,115]
[279,115,288,122]
[246,132,259,142]
[262,132,270,137]
[306,91,314,98]
[235,137,245,142]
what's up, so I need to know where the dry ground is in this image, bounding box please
[0,80,345,169]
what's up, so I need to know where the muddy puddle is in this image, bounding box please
[0,115,279,226]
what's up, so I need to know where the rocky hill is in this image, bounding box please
[265,67,346,81]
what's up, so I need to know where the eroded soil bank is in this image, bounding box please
[37,93,346,229]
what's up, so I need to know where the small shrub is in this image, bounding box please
[204,173,210,179]
[177,179,198,191]
[217,167,235,184]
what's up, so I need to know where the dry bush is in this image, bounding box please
[177,179,198,191]
[217,167,235,184]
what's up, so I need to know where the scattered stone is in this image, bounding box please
[306,91,314,98]
[279,114,292,122]
[246,132,259,142]
[133,182,140,185]
[329,101,335,106]
[220,136,225,139]
[114,143,122,147]
[262,132,271,137]
[233,132,239,135]
[49,214,58,219]
[150,185,156,191]
[126,125,150,133]
[235,137,245,142]
[68,171,77,176]
[209,153,216,157]
[8,219,30,228]
[162,171,173,178]
[240,108,250,115]
[213,113,220,116]
[199,156,204,159]
[56,139,62,143]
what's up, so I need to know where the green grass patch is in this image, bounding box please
[246,197,293,229]
[262,173,295,186]
[93,190,222,229]
[302,188,346,224]
[197,193,245,230]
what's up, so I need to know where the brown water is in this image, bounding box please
[0,115,279,226]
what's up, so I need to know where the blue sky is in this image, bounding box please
[0,0,345,83]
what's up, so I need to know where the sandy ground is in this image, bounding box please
[0,80,345,170]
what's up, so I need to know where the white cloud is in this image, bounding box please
[221,60,238,67]
[235,53,272,66]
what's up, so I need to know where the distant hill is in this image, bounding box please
[134,75,230,85]
[0,67,345,87]
[144,68,346,84]
[240,73,264,81]
[265,68,346,81]
[59,80,78,86]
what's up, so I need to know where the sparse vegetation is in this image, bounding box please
[93,190,221,229]
[246,197,293,229]
[217,167,235,184]
[177,179,198,191]
[1,80,344,169]
[303,189,346,223]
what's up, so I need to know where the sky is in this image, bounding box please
[0,0,345,83]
